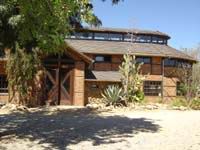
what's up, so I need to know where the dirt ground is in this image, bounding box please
[0,106,200,150]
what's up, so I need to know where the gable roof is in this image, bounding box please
[66,39,196,62]
[65,44,93,64]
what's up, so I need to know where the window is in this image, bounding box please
[95,55,111,62]
[124,34,136,42]
[94,33,109,40]
[0,75,8,93]
[109,33,123,41]
[74,32,93,39]
[164,58,176,67]
[136,57,151,64]
[152,36,164,44]
[136,35,151,43]
[177,60,192,68]
[143,81,162,96]
[164,59,192,68]
[90,84,99,89]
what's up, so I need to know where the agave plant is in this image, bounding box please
[101,85,124,107]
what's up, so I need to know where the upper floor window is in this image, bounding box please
[72,32,93,39]
[136,57,151,64]
[136,35,151,43]
[109,33,123,41]
[164,58,176,67]
[95,55,111,62]
[177,60,192,68]
[68,31,168,45]
[152,36,165,44]
[164,58,192,68]
[0,75,8,93]
[94,33,109,40]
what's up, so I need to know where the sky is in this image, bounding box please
[91,0,200,49]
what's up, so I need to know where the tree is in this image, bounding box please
[175,45,200,106]
[0,0,122,106]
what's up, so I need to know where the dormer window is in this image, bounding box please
[95,55,111,62]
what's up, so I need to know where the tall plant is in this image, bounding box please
[119,54,145,103]
[6,46,40,105]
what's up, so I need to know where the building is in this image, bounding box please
[0,27,196,105]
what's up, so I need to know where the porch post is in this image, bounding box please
[73,61,85,106]
[162,58,165,101]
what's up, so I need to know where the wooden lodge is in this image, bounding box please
[0,27,196,106]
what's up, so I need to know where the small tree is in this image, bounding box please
[119,53,145,103]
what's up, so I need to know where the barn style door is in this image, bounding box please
[60,69,73,105]
[45,68,73,105]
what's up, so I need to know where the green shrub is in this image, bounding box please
[171,98,187,107]
[101,85,124,107]
[135,90,145,103]
[190,99,200,110]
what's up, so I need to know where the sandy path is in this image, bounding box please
[0,107,200,150]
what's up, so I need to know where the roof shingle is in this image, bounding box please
[85,71,121,82]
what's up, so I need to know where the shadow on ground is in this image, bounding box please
[0,108,160,150]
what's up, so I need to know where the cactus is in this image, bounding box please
[119,53,145,103]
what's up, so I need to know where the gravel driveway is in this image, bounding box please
[0,107,200,150]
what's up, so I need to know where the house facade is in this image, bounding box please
[0,27,196,105]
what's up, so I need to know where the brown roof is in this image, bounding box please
[85,71,121,82]
[78,27,170,39]
[66,39,196,61]
[65,44,93,64]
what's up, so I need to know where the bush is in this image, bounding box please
[135,90,145,102]
[101,85,124,107]
[171,98,187,107]
[171,98,200,110]
[190,99,200,110]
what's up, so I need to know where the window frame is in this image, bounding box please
[94,55,112,63]
[136,57,151,64]
[0,75,8,94]
[164,58,177,67]
[143,81,162,96]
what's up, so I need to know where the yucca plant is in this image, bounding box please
[101,85,124,107]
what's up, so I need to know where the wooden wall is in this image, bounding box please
[0,61,6,74]
[84,54,183,103]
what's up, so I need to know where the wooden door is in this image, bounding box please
[60,69,73,105]
[45,68,59,105]
[45,68,73,105]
